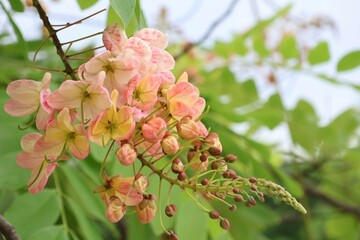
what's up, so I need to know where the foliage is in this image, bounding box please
[1,1,360,240]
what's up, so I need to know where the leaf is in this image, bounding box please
[252,34,270,57]
[337,50,360,72]
[175,200,207,240]
[27,225,68,240]
[0,152,29,190]
[7,0,24,12]
[0,2,27,60]
[308,42,330,65]
[123,0,147,35]
[4,189,60,237]
[278,35,298,60]
[76,0,98,10]
[110,0,137,27]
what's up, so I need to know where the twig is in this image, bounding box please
[0,215,20,240]
[174,0,241,60]
[32,0,77,79]
[304,185,360,219]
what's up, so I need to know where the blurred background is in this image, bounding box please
[1,0,360,239]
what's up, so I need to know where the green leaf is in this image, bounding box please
[4,189,60,237]
[325,214,358,239]
[0,2,27,60]
[337,50,360,72]
[124,0,147,35]
[76,0,98,10]
[110,0,137,27]
[175,200,207,240]
[308,42,330,65]
[253,34,270,57]
[278,35,298,60]
[27,225,68,240]
[0,152,29,190]
[7,0,24,12]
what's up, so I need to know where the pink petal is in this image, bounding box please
[134,28,168,49]
[102,23,127,54]
[6,80,40,103]
[20,133,42,152]
[28,162,57,194]
[4,99,38,116]
[16,151,43,169]
[124,37,152,61]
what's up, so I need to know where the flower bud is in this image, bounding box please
[204,133,222,152]
[201,178,209,186]
[229,204,237,212]
[134,174,149,194]
[142,117,167,143]
[171,158,184,174]
[136,196,157,224]
[177,172,186,181]
[208,210,220,219]
[200,152,208,162]
[208,147,221,156]
[161,135,179,155]
[224,154,237,163]
[187,149,196,162]
[235,195,244,202]
[249,177,257,183]
[220,218,231,230]
[176,117,200,139]
[116,143,137,166]
[165,204,177,217]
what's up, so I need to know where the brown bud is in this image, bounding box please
[200,152,208,162]
[248,196,256,206]
[222,170,230,178]
[251,184,257,191]
[201,178,209,186]
[233,188,240,194]
[229,204,237,212]
[171,158,184,174]
[177,172,186,181]
[165,204,177,217]
[228,169,237,179]
[249,177,257,183]
[208,147,221,156]
[234,195,244,202]
[224,154,237,163]
[211,161,219,170]
[220,218,231,230]
[187,149,196,162]
[209,210,220,219]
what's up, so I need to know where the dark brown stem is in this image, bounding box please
[32,0,77,79]
[304,185,360,219]
[174,0,241,60]
[0,215,20,240]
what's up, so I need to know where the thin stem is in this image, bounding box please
[55,9,106,32]
[61,32,103,46]
[32,0,77,79]
[99,140,116,183]
[157,179,168,233]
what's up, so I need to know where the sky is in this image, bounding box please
[2,0,360,147]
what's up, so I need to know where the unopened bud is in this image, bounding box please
[142,117,167,143]
[171,158,184,174]
[116,143,137,166]
[187,149,196,162]
[249,177,257,183]
[251,184,257,191]
[200,152,208,162]
[133,174,149,194]
[220,218,231,230]
[208,147,221,156]
[176,117,200,139]
[235,195,244,202]
[224,154,237,163]
[165,204,177,217]
[229,204,237,212]
[209,210,220,219]
[233,188,240,194]
[177,172,186,181]
[211,161,219,170]
[162,135,179,155]
[201,178,209,186]
[204,133,222,152]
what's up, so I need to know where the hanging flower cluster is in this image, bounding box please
[4,24,305,238]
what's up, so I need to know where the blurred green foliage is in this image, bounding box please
[1,1,360,240]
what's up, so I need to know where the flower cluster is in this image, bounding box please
[4,24,305,238]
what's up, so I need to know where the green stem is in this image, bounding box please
[53,171,70,237]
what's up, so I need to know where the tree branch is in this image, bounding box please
[174,0,241,60]
[32,0,78,79]
[0,215,20,240]
[304,185,360,219]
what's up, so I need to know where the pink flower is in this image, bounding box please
[79,50,140,93]
[89,90,135,146]
[166,73,205,121]
[4,73,54,130]
[103,23,127,54]
[48,71,111,122]
[106,197,127,222]
[116,143,137,166]
[136,195,157,224]
[133,174,149,194]
[16,133,58,194]
[129,73,162,110]
[150,47,175,72]
[142,117,167,143]
[36,108,90,160]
